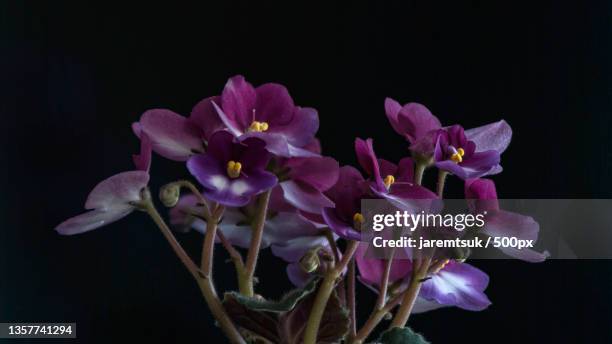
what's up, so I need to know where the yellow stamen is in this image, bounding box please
[433,259,451,273]
[383,175,395,189]
[353,212,364,231]
[248,121,269,132]
[450,147,465,163]
[226,160,242,178]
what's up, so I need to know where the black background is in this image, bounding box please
[2,1,612,343]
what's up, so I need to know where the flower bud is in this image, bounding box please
[299,248,321,273]
[159,183,181,207]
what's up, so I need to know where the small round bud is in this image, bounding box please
[299,249,321,273]
[383,312,392,320]
[159,183,181,207]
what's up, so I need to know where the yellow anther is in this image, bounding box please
[450,147,465,163]
[432,259,451,274]
[248,121,269,132]
[226,160,242,178]
[353,212,364,231]
[383,175,395,189]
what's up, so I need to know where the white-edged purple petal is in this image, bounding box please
[420,262,491,311]
[57,171,149,235]
[465,120,512,154]
[55,208,133,235]
[85,171,150,210]
[138,109,205,161]
[484,210,549,262]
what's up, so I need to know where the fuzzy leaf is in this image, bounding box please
[224,277,320,313]
[376,327,430,344]
[223,295,280,343]
[278,289,350,344]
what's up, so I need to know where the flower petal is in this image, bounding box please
[420,262,491,311]
[84,171,150,210]
[484,210,549,262]
[270,106,319,148]
[55,208,132,235]
[189,96,226,141]
[322,207,361,241]
[384,97,404,136]
[465,120,512,154]
[139,109,205,161]
[395,158,415,183]
[397,103,442,143]
[287,156,340,191]
[280,180,334,214]
[132,129,152,172]
[254,83,295,125]
[220,75,256,132]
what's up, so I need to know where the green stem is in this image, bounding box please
[347,258,357,338]
[303,241,359,344]
[142,194,245,344]
[389,257,432,329]
[241,189,272,296]
[414,162,426,186]
[436,170,448,198]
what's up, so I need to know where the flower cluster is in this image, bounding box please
[56,76,546,344]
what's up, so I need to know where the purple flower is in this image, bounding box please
[274,156,340,215]
[384,99,442,158]
[55,171,150,235]
[187,131,277,207]
[133,96,226,161]
[212,75,319,158]
[170,194,334,287]
[385,98,513,168]
[355,244,491,312]
[434,125,502,180]
[465,178,549,262]
[321,166,371,241]
[354,138,437,210]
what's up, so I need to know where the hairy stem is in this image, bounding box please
[414,162,426,186]
[389,257,432,329]
[143,195,245,344]
[242,189,272,296]
[303,241,359,344]
[198,202,246,344]
[347,258,357,338]
[436,170,448,198]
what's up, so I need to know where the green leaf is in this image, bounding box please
[223,295,280,343]
[224,277,320,313]
[278,289,350,344]
[376,327,430,344]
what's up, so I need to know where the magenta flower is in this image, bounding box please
[187,130,277,207]
[55,171,150,235]
[465,178,549,262]
[434,125,502,180]
[275,155,340,215]
[321,166,371,241]
[385,98,512,166]
[170,194,334,287]
[212,75,319,158]
[133,96,225,161]
[355,138,437,209]
[355,244,491,312]
[384,99,442,158]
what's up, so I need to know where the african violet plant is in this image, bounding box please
[56,75,545,343]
